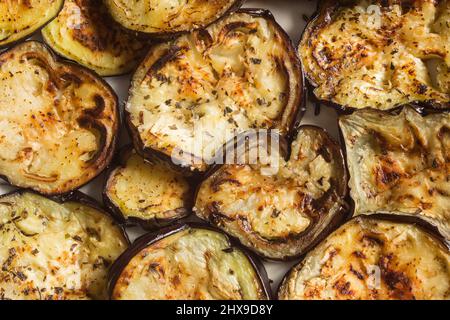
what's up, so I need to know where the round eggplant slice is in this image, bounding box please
[0,191,128,300]
[0,41,118,195]
[278,216,450,300]
[299,0,450,111]
[126,9,303,173]
[42,0,148,77]
[194,126,348,260]
[0,0,64,49]
[103,0,244,36]
[339,106,450,240]
[109,224,271,300]
[103,146,193,229]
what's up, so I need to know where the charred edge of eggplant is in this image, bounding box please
[104,0,245,40]
[126,9,304,174]
[41,2,152,78]
[0,0,65,50]
[0,188,130,246]
[239,8,305,135]
[125,111,207,177]
[298,0,450,113]
[107,222,273,300]
[102,144,196,230]
[277,213,450,299]
[0,40,119,196]
[336,104,450,219]
[195,126,350,262]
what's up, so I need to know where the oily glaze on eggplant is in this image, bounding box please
[340,106,450,239]
[103,0,244,36]
[278,216,450,300]
[42,0,148,77]
[0,191,128,300]
[299,0,450,111]
[109,224,271,300]
[0,0,64,48]
[103,146,193,229]
[0,41,118,195]
[194,126,348,260]
[126,9,303,173]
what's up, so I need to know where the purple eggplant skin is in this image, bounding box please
[0,188,130,245]
[103,0,246,40]
[299,0,450,114]
[107,222,273,300]
[102,145,198,230]
[276,213,450,300]
[125,8,305,176]
[194,125,350,262]
[0,0,64,50]
[0,40,119,196]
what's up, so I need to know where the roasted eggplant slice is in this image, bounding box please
[103,146,193,229]
[194,127,348,260]
[0,191,128,300]
[0,0,64,48]
[103,0,244,36]
[0,41,118,195]
[126,9,303,173]
[278,216,450,300]
[42,0,148,76]
[109,224,271,300]
[299,0,450,110]
[340,106,450,239]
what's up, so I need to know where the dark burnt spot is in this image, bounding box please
[379,255,414,299]
[349,265,365,280]
[333,278,354,296]
[171,275,181,287]
[209,170,242,193]
[86,95,106,116]
[60,73,82,87]
[222,247,234,254]
[2,248,16,271]
[417,84,427,95]
[361,234,384,246]
[352,250,366,259]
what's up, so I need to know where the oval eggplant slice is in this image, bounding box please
[103,146,193,229]
[126,9,303,173]
[299,0,450,111]
[109,224,271,300]
[0,41,118,195]
[0,191,128,300]
[194,126,348,260]
[339,106,450,240]
[0,0,64,49]
[103,0,244,36]
[278,216,450,300]
[42,0,148,77]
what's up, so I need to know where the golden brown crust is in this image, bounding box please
[194,127,347,260]
[104,0,244,35]
[0,41,118,195]
[300,0,450,110]
[126,10,303,173]
[104,147,192,228]
[42,0,148,76]
[279,216,450,300]
[0,0,64,48]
